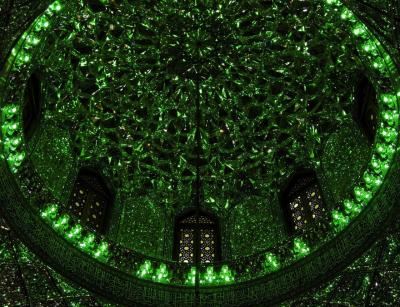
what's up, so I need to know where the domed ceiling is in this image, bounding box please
[0,0,399,306]
[40,0,362,214]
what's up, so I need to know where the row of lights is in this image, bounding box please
[10,1,62,70]
[2,0,399,286]
[325,0,399,230]
[2,2,65,173]
[263,238,311,273]
[136,259,235,285]
[3,0,235,287]
[264,0,400,272]
[40,204,109,261]
[1,105,24,173]
[186,265,235,285]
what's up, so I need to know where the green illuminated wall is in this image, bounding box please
[228,193,287,257]
[14,0,391,261]
[321,118,371,206]
[1,0,400,305]
[30,122,75,203]
[113,194,168,258]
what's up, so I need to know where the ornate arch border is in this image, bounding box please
[1,0,400,306]
[1,153,399,306]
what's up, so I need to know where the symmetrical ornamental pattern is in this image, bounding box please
[283,171,326,232]
[178,229,195,264]
[68,168,113,233]
[175,212,219,264]
[0,0,400,306]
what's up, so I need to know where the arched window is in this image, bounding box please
[68,168,113,234]
[173,211,221,264]
[353,75,378,143]
[280,170,325,234]
[23,72,42,141]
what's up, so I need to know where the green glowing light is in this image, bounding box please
[79,234,95,251]
[41,204,59,220]
[66,225,82,241]
[93,241,109,261]
[293,238,310,258]
[185,267,197,285]
[136,260,153,279]
[264,253,280,272]
[152,263,170,283]
[332,210,349,231]
[326,0,340,5]
[202,266,217,285]
[1,0,400,287]
[352,24,367,37]
[53,214,70,232]
[219,265,234,284]
[343,199,362,216]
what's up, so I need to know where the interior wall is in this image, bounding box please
[227,193,288,258]
[320,118,371,207]
[30,122,75,204]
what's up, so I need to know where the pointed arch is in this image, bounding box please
[68,168,114,234]
[353,74,379,143]
[23,71,42,141]
[173,210,221,264]
[280,169,325,234]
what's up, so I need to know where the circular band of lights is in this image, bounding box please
[0,0,399,290]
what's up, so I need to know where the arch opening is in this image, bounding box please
[68,168,114,234]
[173,210,221,264]
[280,170,325,235]
[353,75,379,143]
[23,72,42,141]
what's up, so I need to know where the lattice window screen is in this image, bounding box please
[178,229,194,263]
[284,172,326,232]
[200,229,215,264]
[69,170,112,233]
[175,213,219,264]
